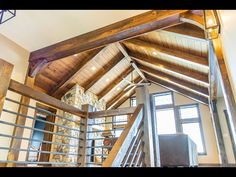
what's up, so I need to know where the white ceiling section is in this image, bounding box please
[0,10,148,52]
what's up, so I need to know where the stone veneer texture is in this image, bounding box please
[51,84,106,166]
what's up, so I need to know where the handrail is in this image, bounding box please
[8,79,86,118]
[88,106,136,118]
[102,104,143,167]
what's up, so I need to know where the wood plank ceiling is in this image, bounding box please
[32,10,209,109]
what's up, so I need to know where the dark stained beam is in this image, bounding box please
[112,90,136,109]
[29,10,188,64]
[123,38,208,66]
[49,47,104,97]
[164,23,206,40]
[129,51,209,84]
[145,74,209,105]
[138,64,209,96]
[97,66,133,100]
[83,52,124,92]
[107,77,142,109]
[88,107,136,118]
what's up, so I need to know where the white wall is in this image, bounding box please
[119,83,220,164]
[0,34,29,160]
[216,97,236,163]
[218,10,236,100]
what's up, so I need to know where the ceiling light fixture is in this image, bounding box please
[106,78,110,82]
[153,51,157,55]
[91,66,96,71]
[0,10,16,25]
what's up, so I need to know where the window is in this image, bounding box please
[113,115,128,137]
[154,92,173,106]
[178,104,206,154]
[130,97,137,107]
[153,92,176,135]
[155,108,176,134]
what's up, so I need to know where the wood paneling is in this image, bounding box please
[123,38,208,66]
[83,52,124,91]
[146,74,208,105]
[138,64,209,96]
[129,51,209,84]
[49,47,104,97]
[97,67,133,100]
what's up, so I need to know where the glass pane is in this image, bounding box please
[114,115,127,125]
[154,93,172,106]
[131,98,137,107]
[156,109,176,134]
[182,123,204,153]
[180,106,199,119]
[114,130,123,137]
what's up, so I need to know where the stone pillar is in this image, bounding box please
[135,85,160,167]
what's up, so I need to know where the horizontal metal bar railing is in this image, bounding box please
[5,98,84,125]
[86,145,113,149]
[86,154,108,157]
[0,147,82,157]
[0,133,82,148]
[87,128,124,133]
[3,108,83,133]
[0,160,80,165]
[87,121,127,126]
[0,120,83,140]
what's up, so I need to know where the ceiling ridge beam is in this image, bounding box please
[97,66,134,100]
[138,64,209,96]
[145,74,208,105]
[129,51,209,84]
[106,77,142,109]
[49,47,105,98]
[83,52,124,92]
[29,10,189,75]
[123,38,208,67]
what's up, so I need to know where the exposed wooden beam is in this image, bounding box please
[49,47,104,98]
[83,52,124,92]
[97,66,133,100]
[88,107,136,118]
[129,51,209,84]
[180,11,205,30]
[8,79,86,117]
[138,64,209,96]
[163,23,206,40]
[123,38,208,67]
[116,42,146,81]
[145,74,209,105]
[29,10,188,66]
[0,59,13,117]
[107,77,142,109]
[113,90,136,109]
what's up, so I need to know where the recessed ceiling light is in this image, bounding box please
[106,78,110,82]
[91,66,96,71]
[117,87,121,91]
[73,54,78,57]
[153,51,157,55]
[207,19,214,26]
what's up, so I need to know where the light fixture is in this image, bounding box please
[152,51,157,55]
[203,10,220,39]
[73,54,78,57]
[117,87,121,91]
[106,78,110,82]
[0,10,16,25]
[91,66,96,71]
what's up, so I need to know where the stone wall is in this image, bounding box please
[51,84,106,166]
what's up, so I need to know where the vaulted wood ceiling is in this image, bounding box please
[30,10,210,109]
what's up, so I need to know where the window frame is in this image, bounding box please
[176,103,207,155]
